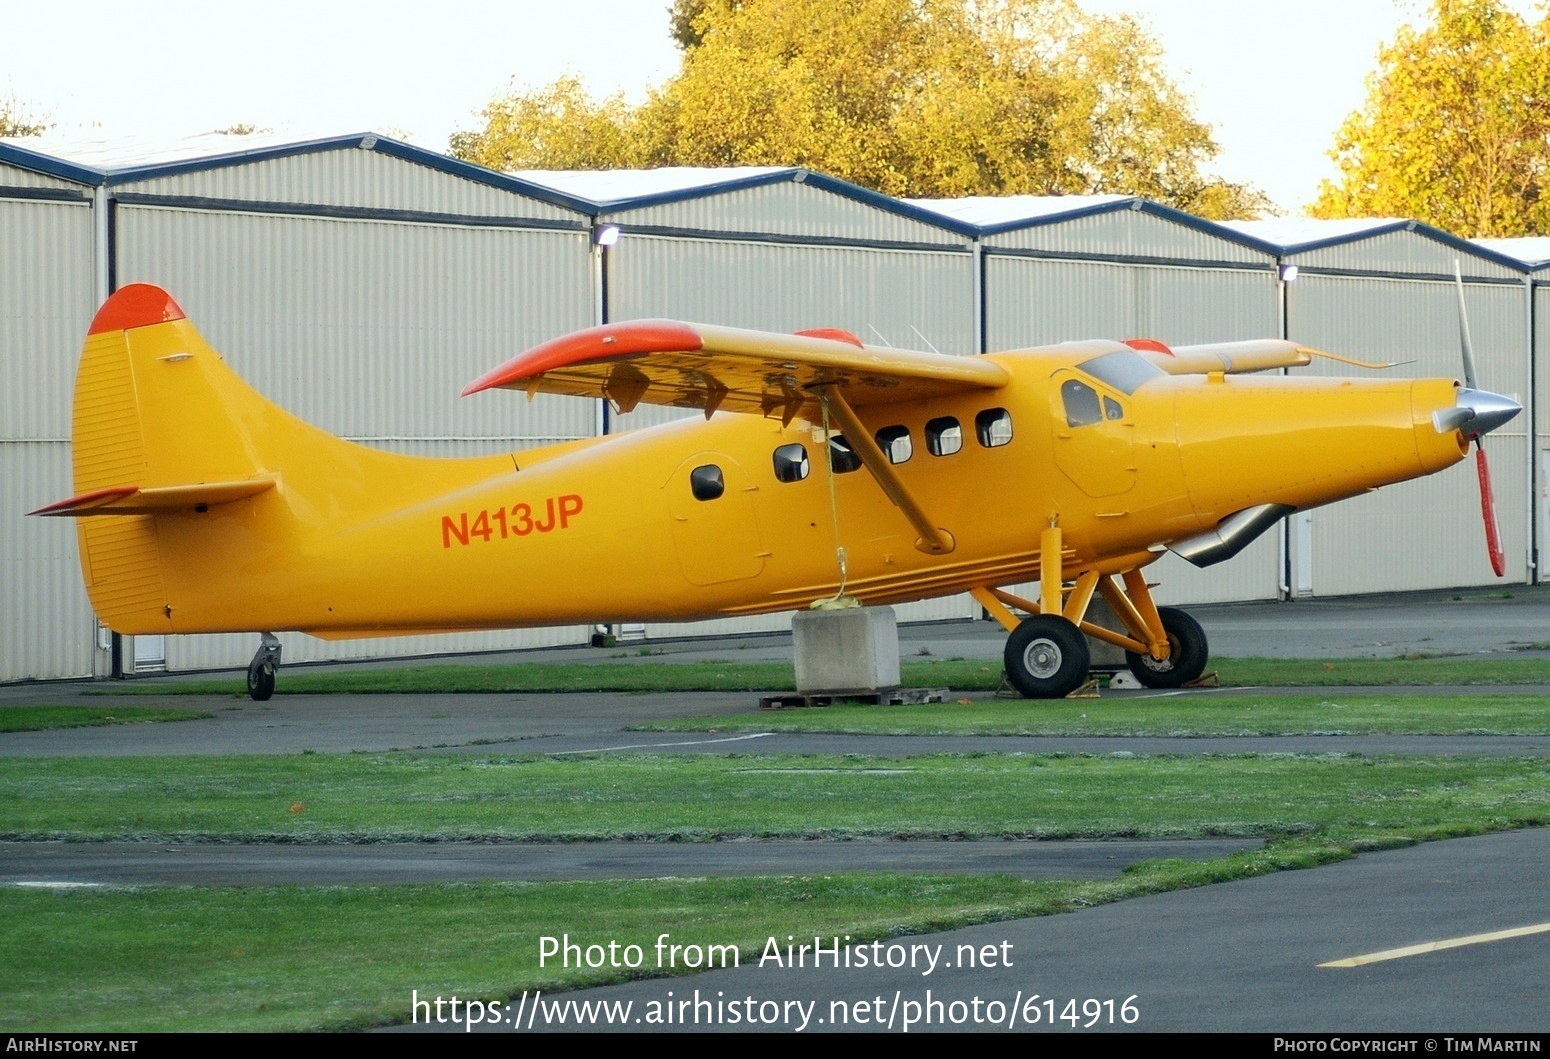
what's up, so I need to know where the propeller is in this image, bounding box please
[1452,262,1511,577]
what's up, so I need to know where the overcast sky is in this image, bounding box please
[4,0,1541,212]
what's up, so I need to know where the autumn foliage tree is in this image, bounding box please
[1312,0,1550,237]
[0,96,48,137]
[451,0,1268,218]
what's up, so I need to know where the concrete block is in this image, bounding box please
[1082,596,1129,668]
[792,606,900,694]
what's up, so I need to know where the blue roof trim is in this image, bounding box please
[1259,220,1527,273]
[974,196,1277,257]
[6,134,593,216]
[366,138,595,215]
[0,140,102,186]
[109,134,596,216]
[582,168,980,238]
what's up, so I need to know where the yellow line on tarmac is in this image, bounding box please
[1320,922,1550,968]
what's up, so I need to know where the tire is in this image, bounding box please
[1004,615,1091,698]
[247,659,276,701]
[1125,606,1208,689]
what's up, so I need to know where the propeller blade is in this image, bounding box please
[1454,261,1479,390]
[1476,444,1507,577]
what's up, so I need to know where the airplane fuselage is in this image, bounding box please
[130,342,1465,638]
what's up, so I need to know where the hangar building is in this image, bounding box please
[0,133,1540,682]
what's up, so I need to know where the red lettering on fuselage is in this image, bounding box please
[440,494,584,548]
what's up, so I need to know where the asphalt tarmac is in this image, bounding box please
[5,586,1549,1033]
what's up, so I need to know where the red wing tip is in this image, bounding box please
[88,284,187,335]
[461,320,704,397]
[1124,338,1174,356]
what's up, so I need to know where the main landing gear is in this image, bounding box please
[1124,607,1207,689]
[247,633,282,701]
[970,530,1208,699]
[1003,615,1090,698]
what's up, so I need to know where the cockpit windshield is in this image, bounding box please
[1077,350,1163,395]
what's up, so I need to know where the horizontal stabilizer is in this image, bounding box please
[463,319,1008,421]
[30,477,276,517]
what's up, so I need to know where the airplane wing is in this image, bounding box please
[462,320,1009,421]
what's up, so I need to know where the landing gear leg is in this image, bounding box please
[972,560,1211,697]
[247,633,281,701]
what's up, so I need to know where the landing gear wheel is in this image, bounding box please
[1004,615,1091,699]
[246,633,282,701]
[246,659,275,701]
[1125,606,1208,689]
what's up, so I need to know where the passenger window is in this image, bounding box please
[926,417,962,457]
[1061,379,1102,427]
[876,425,912,464]
[975,408,1013,448]
[828,435,862,474]
[773,444,810,483]
[689,464,725,501]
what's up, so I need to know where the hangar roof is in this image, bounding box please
[0,132,592,215]
[904,194,1130,228]
[1473,237,1550,270]
[516,166,977,238]
[1223,217,1525,278]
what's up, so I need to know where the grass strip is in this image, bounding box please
[89,654,1550,697]
[0,842,1389,1032]
[5,752,1549,842]
[639,693,1550,736]
[0,706,210,733]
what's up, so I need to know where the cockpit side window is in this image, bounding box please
[1061,379,1103,427]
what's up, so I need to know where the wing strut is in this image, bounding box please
[808,382,954,555]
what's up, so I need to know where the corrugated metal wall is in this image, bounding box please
[606,178,954,245]
[115,207,592,447]
[0,193,99,681]
[120,142,581,222]
[110,204,598,670]
[1288,273,1531,593]
[8,142,1550,682]
[982,205,1266,264]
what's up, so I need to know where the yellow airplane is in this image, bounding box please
[33,283,1520,700]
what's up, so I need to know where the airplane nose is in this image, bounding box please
[1433,388,1521,439]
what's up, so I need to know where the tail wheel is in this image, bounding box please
[1004,615,1091,699]
[1125,606,1208,688]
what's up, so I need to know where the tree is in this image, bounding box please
[452,0,1267,218]
[1311,0,1550,237]
[0,95,48,137]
